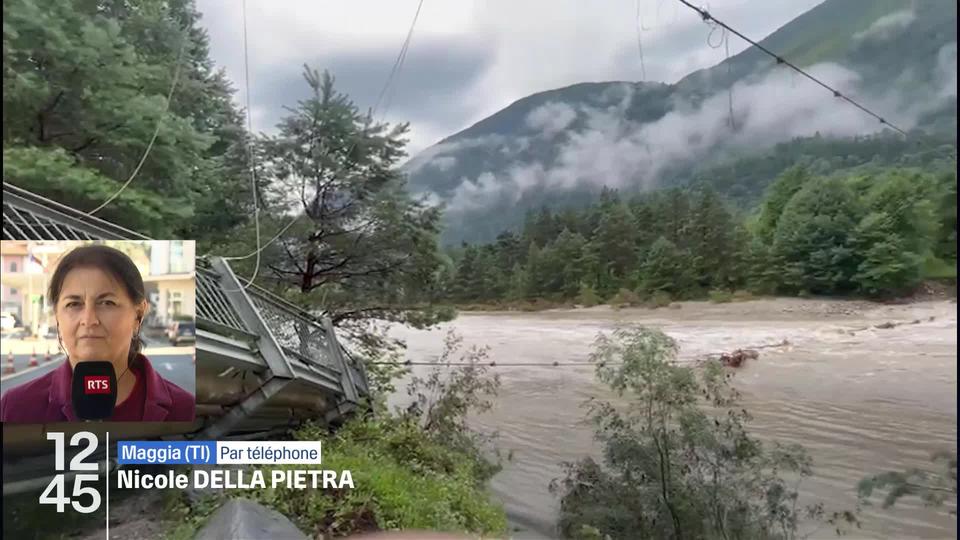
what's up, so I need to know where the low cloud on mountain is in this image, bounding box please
[431,49,957,215]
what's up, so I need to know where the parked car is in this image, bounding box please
[168,320,196,346]
[1,312,21,331]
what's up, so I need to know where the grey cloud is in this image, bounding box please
[441,56,949,215]
[525,102,577,136]
[242,37,492,135]
[428,156,458,172]
[197,0,826,157]
[936,43,958,100]
[853,8,916,42]
[403,134,507,175]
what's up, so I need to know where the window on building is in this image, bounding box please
[10,288,17,296]
[171,291,183,317]
[9,261,17,272]
[170,241,184,273]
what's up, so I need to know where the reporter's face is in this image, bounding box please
[56,267,142,365]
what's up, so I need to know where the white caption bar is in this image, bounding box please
[216,441,322,465]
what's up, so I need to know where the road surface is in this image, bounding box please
[0,349,196,396]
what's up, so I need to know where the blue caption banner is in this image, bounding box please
[116,441,217,465]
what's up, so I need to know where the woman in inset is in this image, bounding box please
[0,245,194,422]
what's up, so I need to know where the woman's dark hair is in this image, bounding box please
[48,244,147,366]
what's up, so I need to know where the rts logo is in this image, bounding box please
[83,376,111,394]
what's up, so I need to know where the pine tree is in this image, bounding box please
[639,237,692,296]
[553,229,588,297]
[255,67,449,344]
[592,202,638,295]
[686,187,739,289]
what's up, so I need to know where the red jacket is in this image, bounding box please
[0,354,194,423]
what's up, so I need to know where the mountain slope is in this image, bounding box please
[406,0,957,245]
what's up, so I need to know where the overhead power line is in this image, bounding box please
[370,360,620,367]
[635,0,647,81]
[374,341,794,368]
[378,0,425,119]
[87,32,188,216]
[219,0,427,265]
[674,0,908,136]
[239,0,262,289]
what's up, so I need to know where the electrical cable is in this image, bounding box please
[674,0,907,136]
[86,31,188,216]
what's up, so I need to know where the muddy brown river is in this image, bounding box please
[391,298,957,539]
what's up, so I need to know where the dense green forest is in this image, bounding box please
[444,162,957,306]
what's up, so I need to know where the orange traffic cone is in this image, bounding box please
[28,348,38,367]
[45,348,53,363]
[4,351,15,374]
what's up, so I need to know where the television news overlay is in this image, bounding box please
[1,431,352,538]
[0,239,196,424]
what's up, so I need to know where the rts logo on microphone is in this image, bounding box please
[83,376,111,394]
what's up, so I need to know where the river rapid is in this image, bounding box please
[390,298,957,539]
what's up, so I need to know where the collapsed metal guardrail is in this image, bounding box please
[1,181,371,491]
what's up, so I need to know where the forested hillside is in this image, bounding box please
[443,165,957,305]
[405,0,958,245]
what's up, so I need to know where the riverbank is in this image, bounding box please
[393,297,958,539]
[452,281,957,315]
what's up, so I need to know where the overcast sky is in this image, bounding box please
[195,0,826,158]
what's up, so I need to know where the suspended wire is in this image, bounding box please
[222,0,263,291]
[724,29,735,131]
[706,24,724,49]
[635,0,647,81]
[380,0,425,119]
[242,0,263,290]
[370,361,619,367]
[373,341,793,368]
[86,32,188,216]
[674,0,907,136]
[217,0,427,266]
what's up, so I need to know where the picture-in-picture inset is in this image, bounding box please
[0,240,196,423]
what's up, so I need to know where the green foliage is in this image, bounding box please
[756,167,812,244]
[852,212,923,296]
[732,290,756,302]
[609,288,642,308]
[550,327,858,540]
[3,0,253,242]
[234,66,453,370]
[922,256,958,280]
[708,289,734,303]
[646,291,673,309]
[3,146,179,234]
[240,419,507,537]
[772,177,863,294]
[639,237,692,297]
[858,451,957,515]
[577,282,600,307]
[439,165,956,307]
[241,332,508,538]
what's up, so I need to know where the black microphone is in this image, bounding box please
[71,361,117,421]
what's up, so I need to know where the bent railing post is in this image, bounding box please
[209,256,295,380]
[322,317,359,404]
[193,257,297,437]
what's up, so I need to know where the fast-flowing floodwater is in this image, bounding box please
[392,298,958,539]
